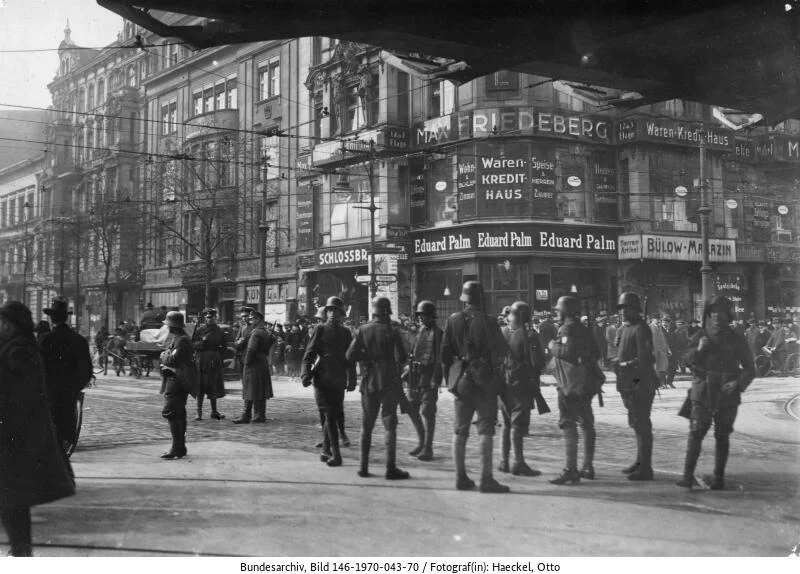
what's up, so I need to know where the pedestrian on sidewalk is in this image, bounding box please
[159,311,197,459]
[235,309,275,424]
[612,292,658,481]
[193,308,227,421]
[346,296,411,480]
[499,301,546,477]
[233,306,254,376]
[547,296,601,485]
[0,301,75,557]
[441,281,510,493]
[650,316,671,389]
[38,298,93,451]
[677,296,755,490]
[404,300,444,462]
[301,297,356,467]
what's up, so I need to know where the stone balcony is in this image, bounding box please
[185,109,239,142]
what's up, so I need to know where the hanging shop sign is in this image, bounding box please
[613,116,734,151]
[296,184,315,251]
[714,273,746,316]
[411,223,619,258]
[752,199,771,243]
[617,233,736,262]
[457,107,610,142]
[312,127,410,166]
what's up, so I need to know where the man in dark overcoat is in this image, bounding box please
[678,296,755,490]
[0,301,75,556]
[405,300,443,462]
[234,306,254,375]
[193,307,227,421]
[159,311,196,459]
[612,292,658,481]
[442,281,510,493]
[499,300,546,477]
[235,309,274,423]
[38,298,93,448]
[346,296,410,480]
[301,296,356,467]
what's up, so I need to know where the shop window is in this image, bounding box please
[345,84,366,132]
[429,80,455,118]
[397,71,409,124]
[649,151,699,229]
[427,157,456,225]
[258,60,280,100]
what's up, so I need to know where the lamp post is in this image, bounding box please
[696,138,713,303]
[342,140,379,299]
[21,201,32,305]
[258,221,269,318]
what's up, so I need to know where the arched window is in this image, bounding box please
[87,83,94,110]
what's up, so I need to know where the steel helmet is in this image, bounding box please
[509,301,532,324]
[371,296,392,316]
[323,296,346,313]
[616,292,643,312]
[554,295,581,317]
[415,300,437,318]
[460,281,484,305]
[164,311,185,328]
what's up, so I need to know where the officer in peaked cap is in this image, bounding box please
[346,296,411,480]
[192,307,227,421]
[441,281,510,493]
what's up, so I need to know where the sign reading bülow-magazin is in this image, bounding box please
[618,233,736,262]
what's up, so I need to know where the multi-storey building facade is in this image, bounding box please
[11,19,796,333]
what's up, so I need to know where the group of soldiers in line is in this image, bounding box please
[156,280,756,494]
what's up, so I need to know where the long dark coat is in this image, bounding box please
[243,324,274,401]
[346,318,407,395]
[302,320,356,391]
[0,328,75,509]
[193,323,226,398]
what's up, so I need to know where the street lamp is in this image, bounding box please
[21,201,32,305]
[696,137,713,303]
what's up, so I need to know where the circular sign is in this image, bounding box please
[435,181,447,192]
[675,186,688,197]
[725,199,738,209]
[778,204,789,215]
[567,176,582,188]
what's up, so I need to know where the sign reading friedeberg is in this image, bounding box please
[412,224,618,257]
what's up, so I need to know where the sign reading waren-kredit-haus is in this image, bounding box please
[618,233,736,262]
[411,224,619,258]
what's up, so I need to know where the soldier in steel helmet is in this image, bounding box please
[346,296,411,480]
[404,300,444,461]
[301,296,357,467]
[677,296,755,490]
[159,311,197,459]
[612,292,658,481]
[547,295,602,484]
[498,300,547,477]
[442,281,510,493]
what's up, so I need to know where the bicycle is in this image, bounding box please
[64,376,96,458]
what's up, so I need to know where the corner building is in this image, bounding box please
[408,74,622,319]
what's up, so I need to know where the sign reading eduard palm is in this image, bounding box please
[411,223,619,258]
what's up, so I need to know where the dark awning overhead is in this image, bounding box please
[97,0,800,122]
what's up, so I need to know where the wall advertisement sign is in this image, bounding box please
[411,223,619,258]
[714,273,746,316]
[316,246,370,269]
[614,116,734,151]
[756,134,800,163]
[295,184,315,251]
[751,199,771,243]
[456,154,478,219]
[618,233,737,262]
[457,107,611,142]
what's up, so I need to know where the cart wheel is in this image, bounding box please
[130,357,142,379]
[754,354,771,378]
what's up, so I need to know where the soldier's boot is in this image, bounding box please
[676,433,703,488]
[453,434,475,491]
[498,425,511,473]
[628,429,654,481]
[161,419,182,459]
[1,507,33,556]
[511,428,541,477]
[176,416,187,457]
[417,415,436,461]
[550,426,580,485]
[358,430,372,478]
[209,398,224,420]
[710,435,729,490]
[407,408,425,457]
[232,401,253,424]
[622,432,641,474]
[338,408,351,447]
[195,394,204,421]
[385,428,410,480]
[320,419,333,463]
[315,410,325,448]
[252,400,267,423]
[579,426,596,479]
[326,415,342,467]
[479,434,510,493]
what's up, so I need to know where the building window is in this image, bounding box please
[397,71,409,124]
[128,66,137,87]
[161,101,177,134]
[345,84,365,133]
[258,136,280,181]
[192,92,203,117]
[97,79,105,106]
[330,174,372,241]
[227,83,237,109]
[486,70,519,92]
[87,83,95,110]
[430,80,455,118]
[258,60,280,100]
